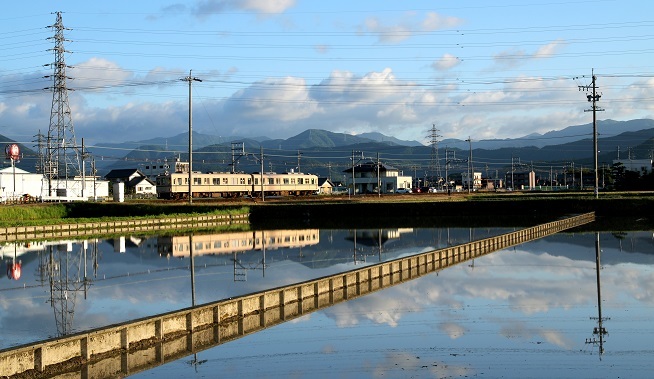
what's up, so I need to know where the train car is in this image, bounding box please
[252,172,318,196]
[156,171,319,199]
[156,172,252,199]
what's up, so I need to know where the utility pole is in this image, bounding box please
[427,124,442,187]
[377,152,381,197]
[181,70,202,204]
[579,70,604,198]
[351,150,357,197]
[297,150,302,172]
[466,137,473,192]
[230,142,245,173]
[260,146,264,201]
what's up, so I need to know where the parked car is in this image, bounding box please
[396,188,411,194]
[411,188,421,193]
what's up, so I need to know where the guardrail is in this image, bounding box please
[0,213,249,242]
[0,212,595,378]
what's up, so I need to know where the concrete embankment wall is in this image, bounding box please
[0,212,595,378]
[0,213,249,243]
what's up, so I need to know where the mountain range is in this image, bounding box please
[3,119,654,180]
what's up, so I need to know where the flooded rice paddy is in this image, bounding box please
[1,226,653,378]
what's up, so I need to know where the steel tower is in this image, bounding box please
[45,12,81,196]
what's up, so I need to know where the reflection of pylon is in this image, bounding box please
[44,12,82,196]
[45,242,91,336]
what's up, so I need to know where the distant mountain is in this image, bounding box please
[441,119,654,150]
[261,129,380,150]
[357,132,423,147]
[14,120,654,180]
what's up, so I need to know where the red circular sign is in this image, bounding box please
[5,144,19,160]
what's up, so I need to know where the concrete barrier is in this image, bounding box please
[0,213,249,243]
[0,212,595,378]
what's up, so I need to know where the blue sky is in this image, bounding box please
[1,0,653,147]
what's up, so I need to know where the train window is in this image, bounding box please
[268,178,274,185]
[254,178,259,185]
[248,178,252,185]
[311,178,315,184]
[240,178,245,185]
[284,178,289,184]
[298,178,304,184]
[194,178,201,185]
[276,178,280,184]
[204,178,209,184]
[291,178,296,184]
[222,178,228,185]
[213,178,219,185]
[177,178,183,185]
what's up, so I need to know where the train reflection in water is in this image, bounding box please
[157,229,320,258]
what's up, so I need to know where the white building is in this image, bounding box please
[0,166,109,202]
[343,161,412,194]
[461,171,483,190]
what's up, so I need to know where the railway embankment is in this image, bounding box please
[2,194,653,234]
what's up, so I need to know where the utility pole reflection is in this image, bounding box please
[187,233,207,370]
[585,232,610,357]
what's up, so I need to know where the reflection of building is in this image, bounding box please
[345,228,414,247]
[158,230,320,258]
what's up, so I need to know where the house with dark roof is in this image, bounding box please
[317,177,335,194]
[104,169,156,196]
[342,161,412,194]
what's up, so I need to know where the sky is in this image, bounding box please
[2,0,654,149]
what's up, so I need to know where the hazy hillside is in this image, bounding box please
[8,120,654,180]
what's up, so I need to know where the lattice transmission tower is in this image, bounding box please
[427,124,442,187]
[44,11,82,196]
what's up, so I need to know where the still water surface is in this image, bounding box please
[1,226,653,378]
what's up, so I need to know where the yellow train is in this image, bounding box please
[156,171,319,199]
[157,229,320,257]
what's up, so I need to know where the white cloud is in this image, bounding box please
[361,12,463,44]
[73,58,134,92]
[432,54,461,71]
[422,12,463,30]
[439,322,467,339]
[224,76,318,122]
[192,0,295,18]
[239,0,296,13]
[493,40,566,69]
[535,40,566,58]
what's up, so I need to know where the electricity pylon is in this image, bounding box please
[44,11,82,196]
